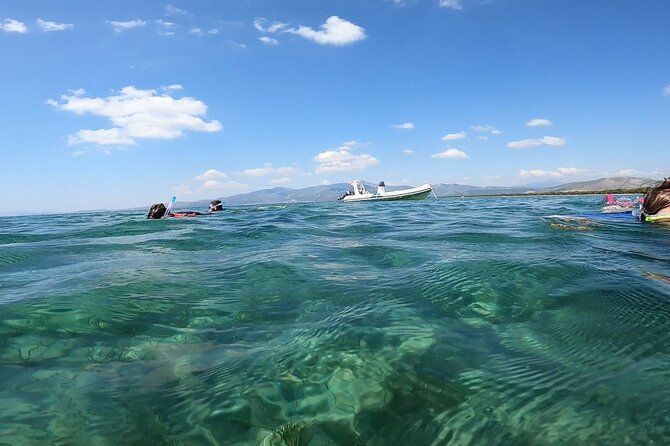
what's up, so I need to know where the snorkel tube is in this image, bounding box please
[164,196,176,218]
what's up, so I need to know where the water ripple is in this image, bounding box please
[1,197,669,445]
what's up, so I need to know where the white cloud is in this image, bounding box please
[539,136,565,146]
[478,136,489,141]
[207,28,219,35]
[107,19,147,32]
[275,166,301,175]
[194,169,227,181]
[403,149,414,155]
[663,84,670,96]
[259,36,279,45]
[526,118,552,127]
[166,5,188,16]
[198,180,248,193]
[441,131,466,141]
[271,177,292,184]
[37,19,73,32]
[519,167,584,178]
[614,169,641,176]
[226,40,247,49]
[321,180,331,185]
[163,84,183,91]
[431,148,469,159]
[202,180,223,190]
[243,165,301,177]
[155,20,176,36]
[393,122,414,130]
[314,142,379,173]
[190,27,203,35]
[507,136,566,148]
[340,140,365,149]
[50,85,222,146]
[243,166,274,177]
[439,0,463,10]
[253,18,288,33]
[471,124,501,135]
[1,19,27,33]
[69,128,135,146]
[287,16,366,46]
[155,19,176,28]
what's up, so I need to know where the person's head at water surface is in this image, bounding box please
[209,199,223,212]
[147,203,166,219]
[641,177,670,221]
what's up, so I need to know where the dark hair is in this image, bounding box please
[209,199,223,212]
[641,177,670,220]
[147,203,166,219]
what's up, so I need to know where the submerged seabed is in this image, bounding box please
[1,197,669,445]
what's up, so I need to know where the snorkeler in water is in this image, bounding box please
[146,197,213,219]
[640,177,670,222]
[208,199,224,212]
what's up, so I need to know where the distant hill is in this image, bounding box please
[174,176,660,207]
[538,177,659,193]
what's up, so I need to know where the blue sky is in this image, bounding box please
[1,0,669,214]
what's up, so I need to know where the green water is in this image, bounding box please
[1,197,669,445]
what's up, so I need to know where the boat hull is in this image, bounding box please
[342,184,433,202]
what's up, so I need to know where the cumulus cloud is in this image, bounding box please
[49,85,222,146]
[431,148,469,159]
[526,118,552,127]
[403,149,414,155]
[314,141,379,173]
[253,18,288,33]
[287,16,366,46]
[663,84,670,96]
[194,169,227,181]
[441,131,466,141]
[519,167,584,178]
[106,19,146,33]
[471,124,501,135]
[37,19,73,32]
[507,136,566,148]
[439,0,463,11]
[393,122,414,130]
[259,36,279,45]
[1,19,27,33]
[163,84,183,91]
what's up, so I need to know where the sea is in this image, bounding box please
[1,196,669,446]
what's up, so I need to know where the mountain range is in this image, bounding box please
[182,177,659,207]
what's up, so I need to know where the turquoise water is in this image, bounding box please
[1,197,669,445]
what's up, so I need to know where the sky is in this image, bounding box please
[1,0,669,215]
